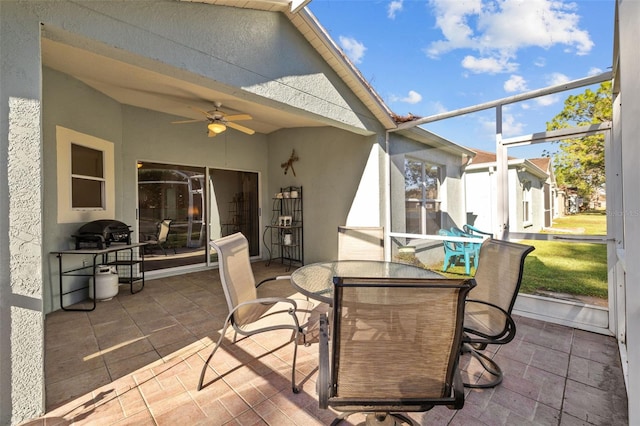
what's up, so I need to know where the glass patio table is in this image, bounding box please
[290,260,442,305]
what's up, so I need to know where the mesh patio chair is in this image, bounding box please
[318,276,475,426]
[462,238,535,388]
[144,219,174,255]
[198,232,314,393]
[338,226,384,261]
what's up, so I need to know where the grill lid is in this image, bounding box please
[74,220,132,249]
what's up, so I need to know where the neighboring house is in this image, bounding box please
[0,1,471,423]
[464,149,555,234]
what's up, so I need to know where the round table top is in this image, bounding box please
[290,260,442,305]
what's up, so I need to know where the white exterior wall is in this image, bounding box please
[617,1,640,423]
[0,5,45,424]
[465,166,546,234]
[464,169,495,232]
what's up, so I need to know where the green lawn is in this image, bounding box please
[541,210,607,235]
[520,240,607,298]
[522,211,608,299]
[419,212,609,301]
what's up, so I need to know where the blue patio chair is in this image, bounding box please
[451,227,482,271]
[438,229,478,275]
[463,224,493,238]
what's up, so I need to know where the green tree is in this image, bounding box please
[546,81,612,204]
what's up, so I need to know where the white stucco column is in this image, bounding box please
[618,1,640,423]
[0,4,45,424]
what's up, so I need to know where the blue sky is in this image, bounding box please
[307,0,615,159]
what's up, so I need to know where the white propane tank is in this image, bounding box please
[89,265,119,301]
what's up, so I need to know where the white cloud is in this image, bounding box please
[588,67,603,76]
[502,113,525,136]
[461,55,517,74]
[426,0,594,74]
[504,75,528,92]
[431,101,448,114]
[339,36,366,64]
[546,72,570,86]
[388,0,403,19]
[401,90,422,104]
[536,94,560,106]
[480,111,524,137]
[389,90,423,104]
[534,57,546,67]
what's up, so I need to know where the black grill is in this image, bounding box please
[73,220,132,249]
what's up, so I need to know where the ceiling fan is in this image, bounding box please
[172,102,255,137]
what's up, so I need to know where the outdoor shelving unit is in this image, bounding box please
[263,186,303,271]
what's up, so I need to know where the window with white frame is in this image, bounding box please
[404,159,442,235]
[56,126,115,223]
[71,143,105,208]
[522,180,532,226]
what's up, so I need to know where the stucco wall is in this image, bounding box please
[266,127,384,263]
[39,1,379,134]
[2,2,388,423]
[1,4,45,424]
[42,68,125,312]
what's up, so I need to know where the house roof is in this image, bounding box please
[466,148,550,178]
[395,127,477,157]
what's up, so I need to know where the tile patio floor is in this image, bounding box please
[26,262,627,425]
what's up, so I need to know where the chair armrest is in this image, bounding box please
[233,296,298,311]
[230,297,301,331]
[318,313,330,409]
[464,299,516,344]
[256,275,292,288]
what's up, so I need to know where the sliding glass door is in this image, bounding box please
[208,169,259,256]
[138,161,259,271]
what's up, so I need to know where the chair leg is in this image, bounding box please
[291,328,300,393]
[198,319,232,391]
[464,253,471,275]
[461,343,503,388]
[442,254,450,272]
[330,412,416,426]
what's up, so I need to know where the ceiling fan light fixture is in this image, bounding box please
[208,121,226,134]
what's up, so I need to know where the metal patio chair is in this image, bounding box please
[462,238,535,388]
[198,232,314,393]
[144,218,174,255]
[318,276,475,426]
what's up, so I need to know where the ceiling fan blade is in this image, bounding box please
[189,105,213,117]
[226,121,256,135]
[207,129,217,138]
[171,119,204,124]
[224,114,252,122]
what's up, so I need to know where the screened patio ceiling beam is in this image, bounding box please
[392,71,612,130]
[502,122,613,147]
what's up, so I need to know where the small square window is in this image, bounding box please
[56,126,115,223]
